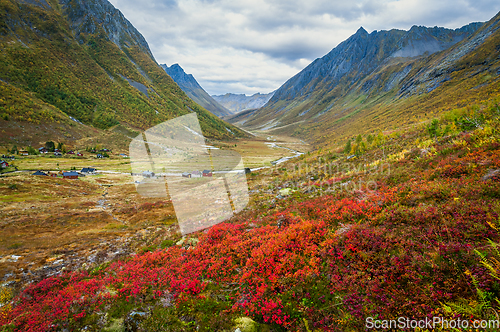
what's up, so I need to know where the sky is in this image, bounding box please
[108,0,499,96]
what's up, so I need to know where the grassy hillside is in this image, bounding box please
[0,0,245,148]
[1,100,499,331]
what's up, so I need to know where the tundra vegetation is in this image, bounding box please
[0,100,499,331]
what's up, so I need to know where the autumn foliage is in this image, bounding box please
[1,105,500,331]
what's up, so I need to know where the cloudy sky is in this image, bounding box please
[108,0,498,96]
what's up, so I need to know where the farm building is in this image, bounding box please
[0,160,9,168]
[63,171,79,179]
[182,172,191,178]
[81,167,96,174]
[143,171,155,178]
[33,170,47,176]
[191,171,202,177]
[202,170,213,177]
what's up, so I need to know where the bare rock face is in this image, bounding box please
[482,169,500,181]
[59,0,153,58]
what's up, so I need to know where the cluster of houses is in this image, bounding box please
[32,167,97,179]
[181,170,213,178]
[180,169,251,178]
[87,148,112,158]
[12,146,123,158]
[38,147,83,156]
[140,170,214,179]
[66,150,84,157]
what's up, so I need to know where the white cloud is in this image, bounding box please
[108,0,499,95]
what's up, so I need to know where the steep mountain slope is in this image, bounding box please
[269,23,480,105]
[212,92,275,114]
[229,15,500,146]
[161,64,231,117]
[0,0,244,148]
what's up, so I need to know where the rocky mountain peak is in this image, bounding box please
[161,64,196,86]
[161,64,231,117]
[356,26,368,35]
[59,0,153,58]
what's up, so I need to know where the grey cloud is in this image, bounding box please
[235,39,329,62]
[303,0,387,20]
[109,0,499,95]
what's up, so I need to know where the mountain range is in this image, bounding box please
[0,0,244,148]
[212,92,275,114]
[161,64,274,117]
[227,13,500,146]
[161,63,232,117]
[1,0,499,151]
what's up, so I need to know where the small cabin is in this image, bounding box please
[191,170,202,177]
[0,161,8,168]
[182,172,191,178]
[202,170,213,177]
[19,150,29,156]
[66,151,75,155]
[81,167,96,174]
[54,151,62,156]
[33,170,47,176]
[63,171,78,179]
[38,147,48,154]
[77,153,83,157]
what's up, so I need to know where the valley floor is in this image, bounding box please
[0,133,308,296]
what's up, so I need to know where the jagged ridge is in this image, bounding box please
[161,64,232,117]
[212,92,275,114]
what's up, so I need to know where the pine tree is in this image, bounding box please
[344,139,352,154]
